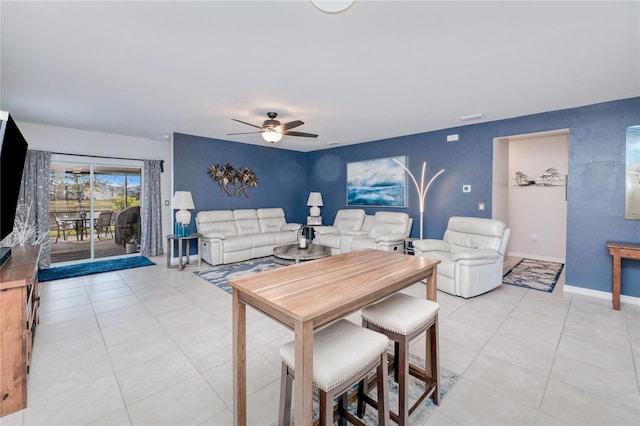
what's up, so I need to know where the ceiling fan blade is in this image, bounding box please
[231,118,263,130]
[283,131,318,138]
[281,120,304,131]
[226,131,263,135]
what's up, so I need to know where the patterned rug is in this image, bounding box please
[38,256,155,282]
[193,257,281,294]
[502,258,564,292]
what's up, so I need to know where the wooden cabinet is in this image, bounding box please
[0,245,41,417]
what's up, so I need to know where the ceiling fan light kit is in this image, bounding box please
[262,129,283,143]
[228,111,318,144]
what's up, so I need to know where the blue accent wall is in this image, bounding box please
[174,98,640,297]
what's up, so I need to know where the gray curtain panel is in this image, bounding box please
[18,150,52,268]
[140,160,163,256]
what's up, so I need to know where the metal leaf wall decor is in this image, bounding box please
[208,163,259,197]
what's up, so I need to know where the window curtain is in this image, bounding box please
[140,160,163,256]
[17,150,52,268]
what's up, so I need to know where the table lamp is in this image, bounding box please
[172,191,195,236]
[307,192,323,217]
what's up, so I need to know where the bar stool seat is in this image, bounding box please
[279,319,390,426]
[358,293,440,426]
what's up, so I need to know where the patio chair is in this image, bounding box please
[50,212,74,243]
[94,210,113,239]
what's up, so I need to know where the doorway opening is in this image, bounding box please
[49,155,143,265]
[493,129,569,264]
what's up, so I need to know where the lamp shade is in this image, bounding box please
[307,192,324,207]
[172,191,194,210]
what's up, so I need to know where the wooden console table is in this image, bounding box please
[607,241,640,310]
[0,245,41,417]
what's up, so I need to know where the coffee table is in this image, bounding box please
[272,243,331,265]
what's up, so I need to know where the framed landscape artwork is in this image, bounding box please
[347,156,407,207]
[626,125,640,220]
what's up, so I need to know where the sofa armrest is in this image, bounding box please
[374,233,406,243]
[344,230,369,237]
[281,223,301,232]
[202,232,226,240]
[412,239,449,252]
[313,226,339,235]
[451,249,500,261]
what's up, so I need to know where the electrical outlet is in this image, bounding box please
[478,202,485,211]
[165,200,169,206]
[463,185,471,193]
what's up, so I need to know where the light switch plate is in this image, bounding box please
[463,185,471,193]
[165,200,169,206]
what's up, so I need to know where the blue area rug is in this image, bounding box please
[193,257,281,294]
[38,256,156,282]
[503,258,564,292]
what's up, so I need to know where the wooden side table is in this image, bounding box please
[607,241,640,310]
[167,233,202,271]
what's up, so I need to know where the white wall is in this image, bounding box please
[16,122,173,247]
[508,133,568,262]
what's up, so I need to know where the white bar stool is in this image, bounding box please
[279,319,390,426]
[357,293,440,426]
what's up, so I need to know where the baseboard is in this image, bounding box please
[507,252,565,264]
[563,284,640,307]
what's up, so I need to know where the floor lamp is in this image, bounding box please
[394,159,445,240]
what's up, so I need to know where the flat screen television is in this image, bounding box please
[0,111,29,267]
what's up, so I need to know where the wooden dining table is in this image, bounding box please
[229,248,440,425]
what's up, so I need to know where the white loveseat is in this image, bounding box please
[315,210,412,255]
[196,208,300,266]
[412,216,511,298]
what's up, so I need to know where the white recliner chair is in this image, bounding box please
[412,216,510,298]
[341,211,412,253]
[314,209,366,255]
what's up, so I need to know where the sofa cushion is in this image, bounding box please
[196,210,238,237]
[223,235,253,252]
[368,212,409,238]
[250,233,276,247]
[333,209,366,232]
[234,209,261,235]
[257,208,287,233]
[444,216,506,252]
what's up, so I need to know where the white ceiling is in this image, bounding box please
[1,1,638,152]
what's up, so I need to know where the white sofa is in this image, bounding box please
[313,209,366,255]
[315,210,412,254]
[196,208,300,266]
[412,216,511,298]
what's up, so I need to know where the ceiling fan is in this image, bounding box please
[228,112,318,143]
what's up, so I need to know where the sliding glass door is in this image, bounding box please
[49,155,142,264]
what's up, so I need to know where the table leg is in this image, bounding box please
[424,268,437,381]
[612,253,621,310]
[294,320,314,425]
[232,289,247,426]
[197,236,202,267]
[186,240,191,266]
[166,237,171,268]
[178,239,184,271]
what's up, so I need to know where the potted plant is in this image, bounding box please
[124,225,138,254]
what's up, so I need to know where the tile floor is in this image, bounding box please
[2,255,639,425]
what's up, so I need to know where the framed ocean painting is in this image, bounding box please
[347,156,407,207]
[626,125,640,220]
